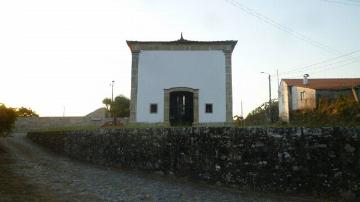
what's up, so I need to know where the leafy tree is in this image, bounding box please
[0,104,17,137]
[111,95,130,117]
[233,115,245,127]
[102,98,112,111]
[242,100,279,126]
[16,107,39,117]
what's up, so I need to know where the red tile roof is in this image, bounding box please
[282,78,360,90]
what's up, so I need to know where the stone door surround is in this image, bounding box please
[164,87,199,126]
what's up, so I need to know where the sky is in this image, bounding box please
[1,0,360,117]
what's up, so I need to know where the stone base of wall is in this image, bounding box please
[27,127,360,200]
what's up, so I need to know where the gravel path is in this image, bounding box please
[0,133,317,202]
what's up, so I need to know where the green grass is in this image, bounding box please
[29,123,230,133]
[123,123,196,128]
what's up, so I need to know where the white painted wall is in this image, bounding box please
[279,82,317,122]
[278,81,289,122]
[136,50,226,123]
[291,86,316,111]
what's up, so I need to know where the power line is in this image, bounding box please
[283,56,360,77]
[279,55,360,78]
[277,49,360,77]
[224,0,340,54]
[344,0,360,3]
[319,0,360,7]
[309,58,360,75]
[279,56,360,77]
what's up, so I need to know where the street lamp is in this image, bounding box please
[111,80,115,126]
[261,72,272,123]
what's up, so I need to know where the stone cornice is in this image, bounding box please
[126,40,237,53]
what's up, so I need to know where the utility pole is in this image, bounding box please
[261,72,272,123]
[111,80,115,126]
[241,100,245,127]
[277,69,280,90]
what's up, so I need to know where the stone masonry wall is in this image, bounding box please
[14,117,118,132]
[27,127,360,199]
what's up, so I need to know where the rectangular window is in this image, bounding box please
[150,104,157,113]
[300,91,306,101]
[205,103,213,113]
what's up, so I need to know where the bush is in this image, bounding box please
[240,100,279,126]
[111,95,130,118]
[0,104,17,137]
[291,96,360,127]
[16,107,39,117]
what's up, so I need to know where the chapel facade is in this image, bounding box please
[127,36,237,126]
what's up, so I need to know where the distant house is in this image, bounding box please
[278,76,360,122]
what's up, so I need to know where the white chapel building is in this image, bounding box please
[127,36,237,126]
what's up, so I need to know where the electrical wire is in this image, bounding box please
[344,0,360,3]
[224,0,340,54]
[310,59,360,75]
[277,49,360,77]
[280,56,360,78]
[319,0,360,7]
[280,60,359,77]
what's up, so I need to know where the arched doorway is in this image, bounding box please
[164,87,199,126]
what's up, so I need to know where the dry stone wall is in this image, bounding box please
[27,127,360,199]
[14,117,127,132]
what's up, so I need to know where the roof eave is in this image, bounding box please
[126,40,237,52]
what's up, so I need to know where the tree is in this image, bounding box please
[111,95,130,117]
[233,115,245,127]
[243,100,279,126]
[102,98,112,111]
[0,104,17,137]
[16,107,39,117]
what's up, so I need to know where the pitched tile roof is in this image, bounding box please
[282,78,360,90]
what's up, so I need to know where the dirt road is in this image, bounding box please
[0,133,316,202]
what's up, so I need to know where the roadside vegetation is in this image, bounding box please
[236,96,360,127]
[0,104,17,137]
[102,95,130,118]
[15,107,39,118]
[235,100,279,127]
[0,104,39,137]
[290,96,360,127]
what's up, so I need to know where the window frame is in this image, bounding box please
[150,103,158,114]
[300,91,306,101]
[205,103,213,113]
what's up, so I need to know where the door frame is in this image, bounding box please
[164,87,199,126]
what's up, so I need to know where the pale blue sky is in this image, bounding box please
[1,0,359,117]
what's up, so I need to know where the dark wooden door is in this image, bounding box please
[169,91,193,126]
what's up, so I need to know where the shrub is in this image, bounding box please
[0,104,17,137]
[291,96,360,127]
[240,100,279,126]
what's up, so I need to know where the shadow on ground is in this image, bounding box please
[0,141,55,201]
